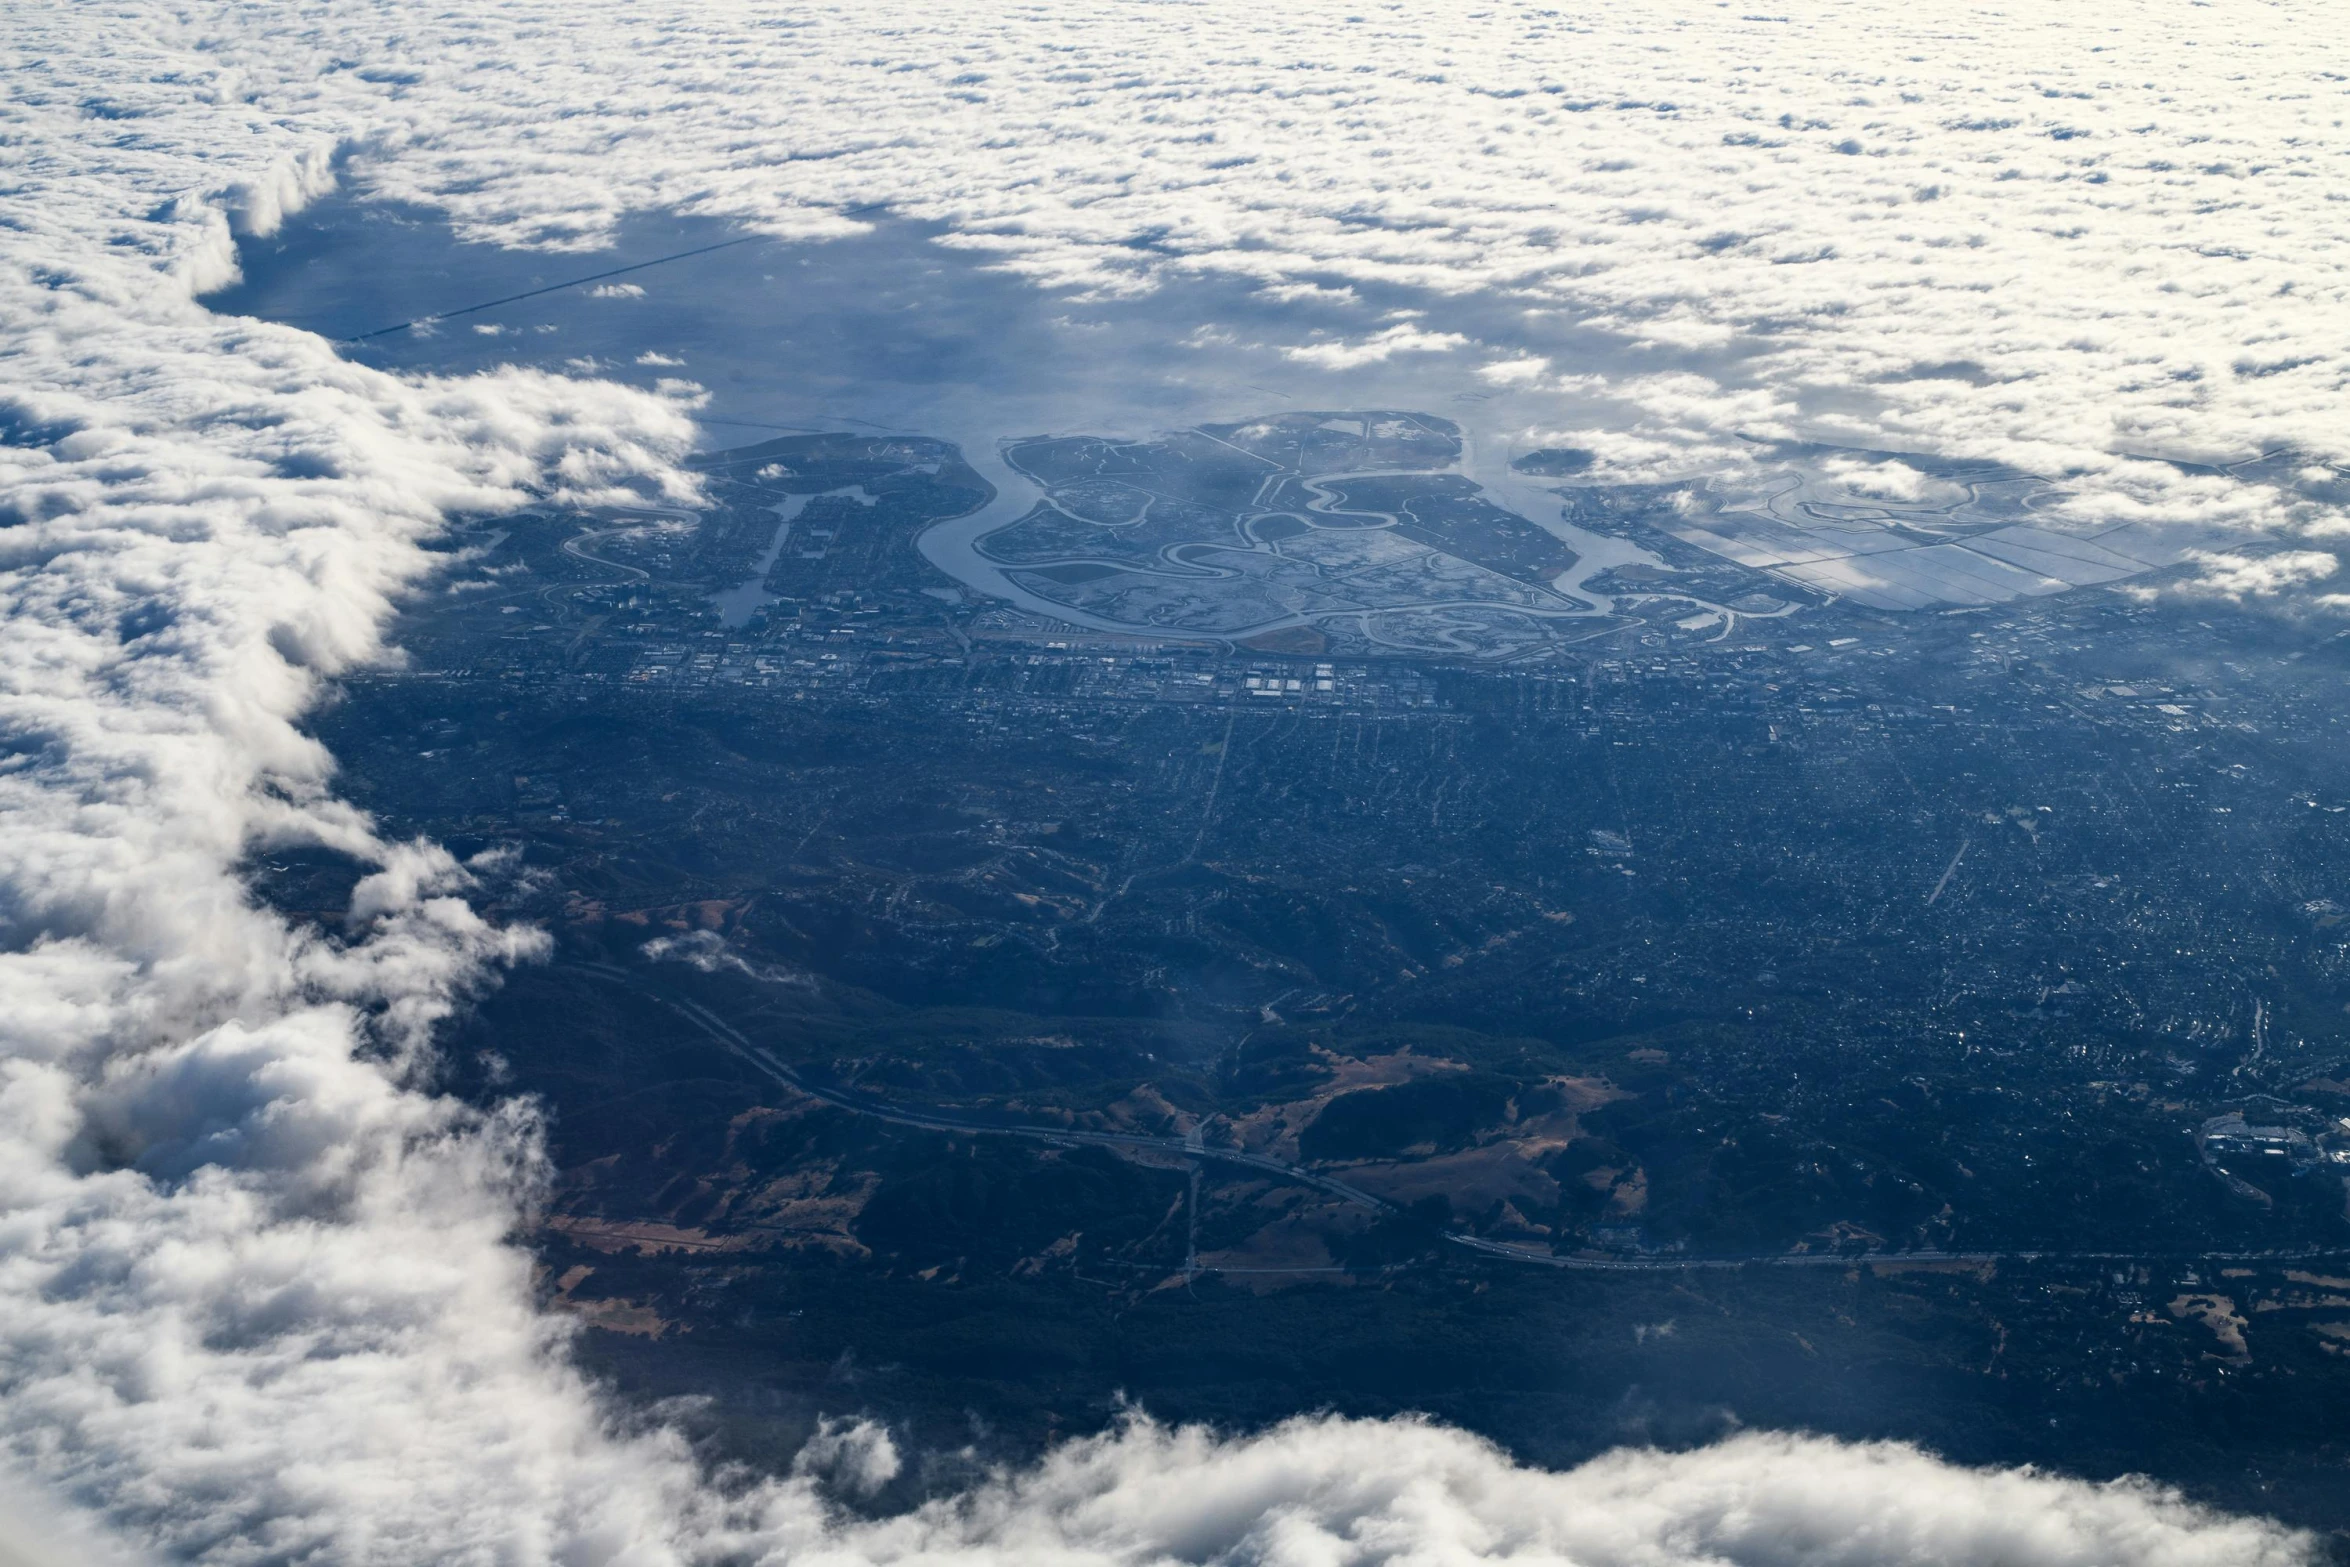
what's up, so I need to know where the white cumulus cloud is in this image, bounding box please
[2168,548,2341,602]
[1284,322,1474,369]
[811,1417,2309,1567]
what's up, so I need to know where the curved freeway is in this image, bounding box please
[576,963,2350,1278]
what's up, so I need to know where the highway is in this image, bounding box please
[572,962,2350,1278]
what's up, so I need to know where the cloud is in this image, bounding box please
[2166,548,2340,602]
[0,30,710,1558]
[1283,322,1473,369]
[1479,355,1551,387]
[0,1464,155,1567]
[1257,281,1360,306]
[789,1418,903,1500]
[0,1,2341,1561]
[1814,455,1969,508]
[589,282,646,298]
[790,1415,2311,1567]
[640,930,814,989]
[307,0,2344,530]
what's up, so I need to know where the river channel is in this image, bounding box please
[210,197,1683,630]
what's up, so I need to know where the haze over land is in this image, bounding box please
[5,1,2350,1562]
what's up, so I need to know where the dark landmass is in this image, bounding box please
[1513,447,1597,477]
[289,422,2350,1547]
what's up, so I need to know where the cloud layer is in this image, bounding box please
[0,1,2340,1561]
[331,0,2350,533]
[817,1417,2311,1567]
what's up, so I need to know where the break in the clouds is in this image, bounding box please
[0,0,2342,1560]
